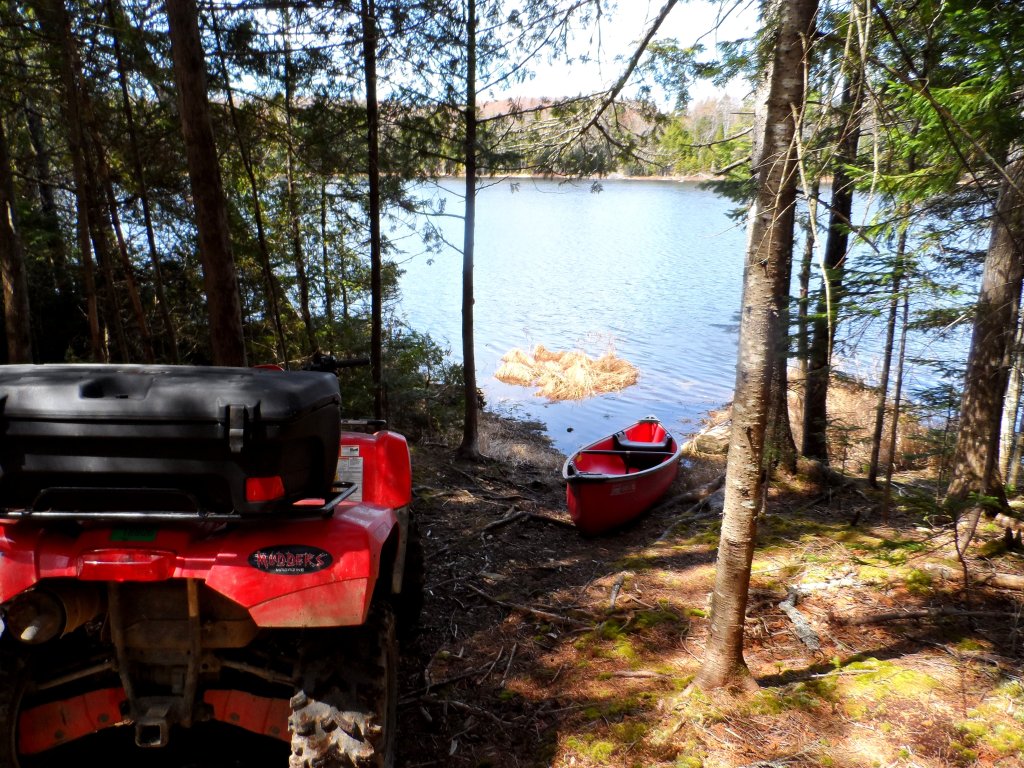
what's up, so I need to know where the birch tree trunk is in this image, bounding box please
[695,0,818,690]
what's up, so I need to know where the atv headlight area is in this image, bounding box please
[1,584,102,644]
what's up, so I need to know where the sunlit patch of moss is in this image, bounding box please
[954,638,985,652]
[856,565,898,584]
[674,754,703,768]
[611,720,649,744]
[686,607,707,618]
[634,607,687,630]
[905,568,933,595]
[747,677,837,715]
[612,552,659,571]
[841,658,940,698]
[564,735,616,762]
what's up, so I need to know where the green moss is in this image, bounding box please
[841,658,940,698]
[634,608,686,630]
[905,568,934,595]
[747,678,836,715]
[958,719,1024,756]
[565,736,616,762]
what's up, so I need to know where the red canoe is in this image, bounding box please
[562,416,682,535]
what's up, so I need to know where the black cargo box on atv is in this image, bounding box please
[0,364,341,517]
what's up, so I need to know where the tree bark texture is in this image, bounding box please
[695,0,818,690]
[457,0,481,459]
[34,0,104,360]
[868,227,907,486]
[946,152,1024,550]
[108,0,179,361]
[998,306,1023,480]
[361,0,384,419]
[802,70,864,462]
[209,8,287,366]
[165,0,246,367]
[0,116,33,363]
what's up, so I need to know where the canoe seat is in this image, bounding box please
[612,431,673,453]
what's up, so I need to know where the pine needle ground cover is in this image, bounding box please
[399,414,1024,768]
[495,345,640,401]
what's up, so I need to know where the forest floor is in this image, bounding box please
[397,413,1024,768]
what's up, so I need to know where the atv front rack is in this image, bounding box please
[0,483,357,522]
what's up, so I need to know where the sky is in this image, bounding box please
[494,0,759,105]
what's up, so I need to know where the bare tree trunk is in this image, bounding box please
[945,151,1024,553]
[0,115,33,363]
[695,0,818,691]
[208,8,287,366]
[107,0,179,362]
[361,0,384,419]
[880,292,909,521]
[802,69,864,462]
[320,181,336,334]
[869,227,907,486]
[282,24,317,355]
[457,0,481,460]
[166,0,247,367]
[795,178,818,390]
[998,305,1024,481]
[78,79,155,362]
[34,0,103,360]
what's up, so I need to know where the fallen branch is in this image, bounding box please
[837,605,1015,626]
[480,509,575,533]
[921,563,1024,591]
[465,583,590,628]
[650,473,725,512]
[778,588,821,651]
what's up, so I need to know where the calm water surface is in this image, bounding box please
[396,178,748,454]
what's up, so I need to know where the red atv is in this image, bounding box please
[0,362,420,767]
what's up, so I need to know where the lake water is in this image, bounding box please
[394,178,748,455]
[394,177,971,456]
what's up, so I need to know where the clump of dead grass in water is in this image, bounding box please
[495,345,639,401]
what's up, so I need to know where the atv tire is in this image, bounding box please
[289,605,397,768]
[0,642,28,768]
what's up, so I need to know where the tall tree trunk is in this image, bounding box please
[282,23,316,355]
[881,291,910,521]
[795,178,819,390]
[18,52,72,299]
[166,0,247,367]
[998,306,1024,480]
[868,227,907,486]
[34,0,103,360]
[945,151,1024,553]
[0,115,33,363]
[695,0,818,691]
[320,181,336,333]
[208,8,287,366]
[802,69,864,462]
[78,79,155,362]
[457,0,481,460]
[361,0,384,419]
[107,0,179,361]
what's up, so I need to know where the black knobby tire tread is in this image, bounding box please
[0,641,29,768]
[289,606,396,768]
[396,515,425,644]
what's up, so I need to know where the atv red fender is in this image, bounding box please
[0,430,412,629]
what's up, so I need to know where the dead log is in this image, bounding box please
[778,588,820,651]
[922,563,1024,591]
[837,605,1014,626]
